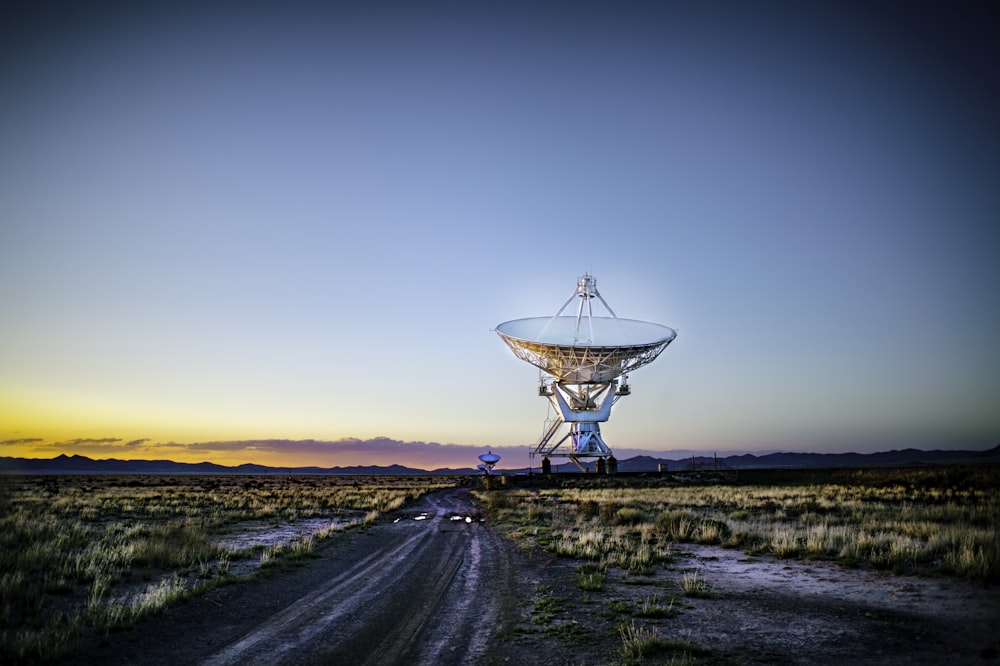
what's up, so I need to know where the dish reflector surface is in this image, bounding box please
[496,316,676,383]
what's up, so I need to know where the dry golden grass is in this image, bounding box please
[476,466,1000,584]
[0,474,458,662]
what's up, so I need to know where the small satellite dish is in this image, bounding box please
[496,274,676,470]
[478,451,501,465]
[478,451,501,475]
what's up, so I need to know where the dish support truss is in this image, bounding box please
[533,377,617,462]
[508,339,673,468]
[502,338,672,384]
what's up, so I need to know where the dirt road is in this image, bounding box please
[68,488,523,666]
[63,486,1000,665]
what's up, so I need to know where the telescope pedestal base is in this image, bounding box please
[567,422,612,457]
[532,421,614,461]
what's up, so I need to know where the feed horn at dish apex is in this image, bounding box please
[495,273,677,473]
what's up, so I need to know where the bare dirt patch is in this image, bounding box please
[491,542,1000,665]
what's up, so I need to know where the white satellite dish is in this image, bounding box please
[496,274,676,471]
[478,451,501,475]
[496,316,674,383]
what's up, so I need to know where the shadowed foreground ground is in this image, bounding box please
[60,487,999,665]
[64,488,522,666]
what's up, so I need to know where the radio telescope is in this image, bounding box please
[478,451,501,475]
[496,274,676,472]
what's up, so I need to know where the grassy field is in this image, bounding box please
[0,474,460,662]
[5,466,996,663]
[476,466,1000,663]
[476,465,1000,584]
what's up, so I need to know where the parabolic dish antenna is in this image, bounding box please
[495,316,675,383]
[478,451,501,475]
[496,274,676,471]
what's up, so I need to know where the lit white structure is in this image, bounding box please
[496,274,676,471]
[478,451,501,475]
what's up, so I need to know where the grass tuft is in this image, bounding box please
[680,571,713,598]
[1,474,458,661]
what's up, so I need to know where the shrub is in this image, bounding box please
[576,500,600,520]
[696,518,731,544]
[576,571,607,591]
[654,510,699,541]
[526,504,549,522]
[480,491,509,511]
[599,502,624,523]
[612,507,645,526]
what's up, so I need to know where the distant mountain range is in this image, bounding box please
[0,454,472,475]
[610,445,1000,472]
[2,445,998,475]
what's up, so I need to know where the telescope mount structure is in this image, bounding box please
[496,274,676,472]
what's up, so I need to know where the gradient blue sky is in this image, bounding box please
[2,1,998,469]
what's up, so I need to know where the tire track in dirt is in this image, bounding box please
[201,487,508,666]
[201,529,432,665]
